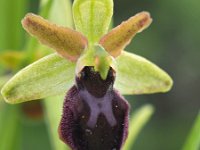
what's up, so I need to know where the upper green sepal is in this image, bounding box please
[114,51,173,95]
[1,53,75,104]
[73,0,113,43]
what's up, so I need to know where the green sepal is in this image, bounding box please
[114,51,173,95]
[0,76,12,101]
[1,53,75,104]
[73,0,113,43]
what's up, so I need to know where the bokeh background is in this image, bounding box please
[114,0,200,149]
[0,0,199,150]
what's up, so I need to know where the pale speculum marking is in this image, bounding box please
[79,90,117,128]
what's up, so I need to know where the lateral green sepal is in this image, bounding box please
[114,51,173,95]
[1,53,75,104]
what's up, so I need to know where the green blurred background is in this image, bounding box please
[0,0,200,150]
[115,0,200,149]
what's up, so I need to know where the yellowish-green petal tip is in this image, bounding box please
[1,84,16,104]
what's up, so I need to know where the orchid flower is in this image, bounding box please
[1,0,173,149]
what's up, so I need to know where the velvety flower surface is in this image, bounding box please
[1,0,173,150]
[59,67,129,150]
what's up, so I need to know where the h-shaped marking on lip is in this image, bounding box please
[79,90,117,128]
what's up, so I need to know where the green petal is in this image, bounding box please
[73,0,113,43]
[1,53,75,104]
[114,51,173,95]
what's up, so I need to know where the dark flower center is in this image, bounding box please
[76,66,115,98]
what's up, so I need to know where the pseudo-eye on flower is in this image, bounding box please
[1,0,173,150]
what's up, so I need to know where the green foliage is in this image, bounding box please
[123,104,154,150]
[44,96,70,150]
[0,0,27,50]
[0,0,74,150]
[0,104,21,150]
[182,112,200,150]
[0,0,26,148]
